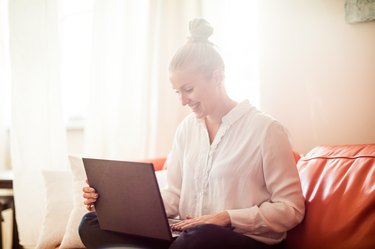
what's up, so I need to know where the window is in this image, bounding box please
[60,0,94,127]
[203,0,260,106]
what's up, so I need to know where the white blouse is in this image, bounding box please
[161,100,305,245]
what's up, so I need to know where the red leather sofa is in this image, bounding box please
[286,144,375,249]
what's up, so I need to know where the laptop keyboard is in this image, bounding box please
[168,219,183,237]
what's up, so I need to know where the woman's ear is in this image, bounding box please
[212,69,224,86]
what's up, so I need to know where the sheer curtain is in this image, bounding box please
[8,0,69,245]
[0,0,10,170]
[202,0,260,105]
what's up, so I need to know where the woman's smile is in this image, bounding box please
[189,103,200,112]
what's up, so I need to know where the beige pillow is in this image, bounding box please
[36,170,73,249]
[60,156,88,249]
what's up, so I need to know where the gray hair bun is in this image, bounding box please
[188,18,213,43]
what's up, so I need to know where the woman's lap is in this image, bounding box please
[79,212,284,249]
[79,212,170,249]
[170,223,283,249]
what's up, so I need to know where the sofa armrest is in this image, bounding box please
[286,144,375,249]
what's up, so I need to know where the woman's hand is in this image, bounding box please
[170,211,231,231]
[82,179,99,211]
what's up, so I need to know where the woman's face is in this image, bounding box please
[170,69,220,119]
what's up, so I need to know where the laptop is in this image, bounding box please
[82,158,181,241]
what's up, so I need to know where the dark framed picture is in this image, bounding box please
[345,0,375,23]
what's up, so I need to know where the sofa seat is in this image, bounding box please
[286,144,375,249]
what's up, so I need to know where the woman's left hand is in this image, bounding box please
[170,211,231,231]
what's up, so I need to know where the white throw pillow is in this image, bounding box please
[60,156,88,249]
[35,170,73,249]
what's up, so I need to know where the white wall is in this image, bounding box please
[258,0,375,154]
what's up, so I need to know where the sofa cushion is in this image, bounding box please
[286,144,375,249]
[36,170,73,249]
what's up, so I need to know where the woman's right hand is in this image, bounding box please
[83,179,99,211]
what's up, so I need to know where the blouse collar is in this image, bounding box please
[221,100,254,126]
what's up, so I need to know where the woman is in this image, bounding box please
[80,18,305,249]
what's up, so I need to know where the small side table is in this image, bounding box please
[0,171,22,249]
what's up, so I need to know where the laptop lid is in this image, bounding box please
[82,158,173,241]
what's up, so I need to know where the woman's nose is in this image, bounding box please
[180,93,189,106]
